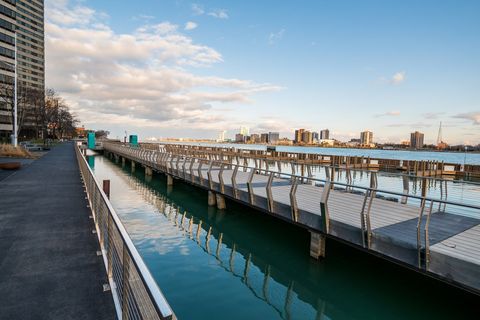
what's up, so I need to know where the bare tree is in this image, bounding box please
[44,88,78,139]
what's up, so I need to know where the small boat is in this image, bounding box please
[0,162,21,170]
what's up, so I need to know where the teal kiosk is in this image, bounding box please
[129,135,138,147]
[87,132,95,149]
[86,132,96,169]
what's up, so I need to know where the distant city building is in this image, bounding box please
[240,126,250,136]
[410,131,424,149]
[312,132,319,143]
[235,133,245,142]
[217,130,227,142]
[250,133,260,143]
[360,130,374,146]
[278,137,293,145]
[294,129,305,143]
[268,132,280,144]
[260,133,269,143]
[320,129,330,140]
[319,139,335,146]
[302,131,313,144]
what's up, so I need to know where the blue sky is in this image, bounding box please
[45,0,480,144]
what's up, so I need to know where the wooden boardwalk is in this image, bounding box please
[103,142,480,295]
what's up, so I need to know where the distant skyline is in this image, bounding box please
[46,0,480,144]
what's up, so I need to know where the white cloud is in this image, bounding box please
[45,0,281,132]
[184,21,198,31]
[46,0,98,26]
[375,111,401,117]
[453,112,480,125]
[268,29,285,45]
[390,71,406,85]
[191,3,205,16]
[208,9,229,19]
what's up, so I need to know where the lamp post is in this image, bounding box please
[13,32,17,147]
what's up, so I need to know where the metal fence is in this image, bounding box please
[75,144,176,320]
[103,142,480,274]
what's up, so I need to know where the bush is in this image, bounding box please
[0,144,33,158]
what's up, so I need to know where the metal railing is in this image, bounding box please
[103,142,480,271]
[75,144,176,320]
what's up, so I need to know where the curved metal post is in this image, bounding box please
[401,175,409,204]
[247,168,256,205]
[175,156,181,174]
[320,181,331,233]
[169,155,175,174]
[416,198,427,268]
[289,177,299,222]
[182,157,188,179]
[266,172,274,212]
[198,161,204,185]
[207,161,214,190]
[189,158,195,182]
[424,200,434,270]
[218,164,225,194]
[231,165,239,199]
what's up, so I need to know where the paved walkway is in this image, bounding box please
[0,143,115,319]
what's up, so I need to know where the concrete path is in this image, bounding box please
[0,143,115,319]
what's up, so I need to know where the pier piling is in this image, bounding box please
[309,231,326,259]
[216,194,226,210]
[208,191,217,206]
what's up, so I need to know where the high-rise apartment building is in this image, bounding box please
[410,131,424,149]
[301,130,313,144]
[240,126,250,137]
[217,130,227,142]
[320,129,330,140]
[360,130,373,146]
[294,129,304,143]
[268,132,279,144]
[260,133,268,143]
[312,132,319,142]
[0,0,45,138]
[235,133,245,143]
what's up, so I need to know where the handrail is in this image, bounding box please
[150,141,480,186]
[76,145,176,320]
[104,142,480,210]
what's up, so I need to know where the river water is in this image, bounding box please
[160,142,480,165]
[90,155,478,320]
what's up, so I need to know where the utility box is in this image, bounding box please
[87,132,95,149]
[129,135,138,147]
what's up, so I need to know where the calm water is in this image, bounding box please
[90,155,478,320]
[161,142,480,165]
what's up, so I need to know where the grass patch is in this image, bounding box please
[0,144,33,158]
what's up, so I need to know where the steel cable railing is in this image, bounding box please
[75,144,176,320]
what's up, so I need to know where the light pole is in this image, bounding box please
[13,32,17,147]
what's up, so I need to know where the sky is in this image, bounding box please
[45,0,480,144]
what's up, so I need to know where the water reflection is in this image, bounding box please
[91,155,477,320]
